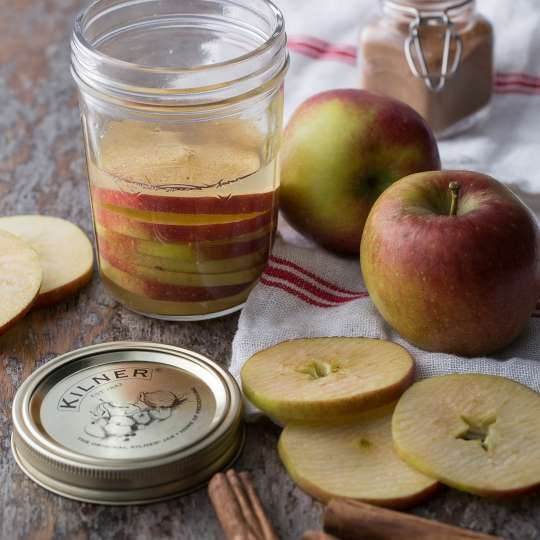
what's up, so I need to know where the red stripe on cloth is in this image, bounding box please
[495,79,540,89]
[287,35,540,95]
[290,35,358,56]
[269,254,366,297]
[288,36,357,57]
[264,266,367,303]
[496,72,540,84]
[494,86,540,96]
[259,276,336,308]
[495,88,540,96]
[288,39,356,65]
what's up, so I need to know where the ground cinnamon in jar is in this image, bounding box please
[360,0,493,137]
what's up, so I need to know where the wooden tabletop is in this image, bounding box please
[1,1,540,538]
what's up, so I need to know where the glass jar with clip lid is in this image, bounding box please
[359,0,494,137]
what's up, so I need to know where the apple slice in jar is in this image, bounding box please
[241,337,415,422]
[279,404,438,508]
[91,186,277,215]
[100,260,253,302]
[392,374,540,496]
[95,225,272,272]
[99,242,265,287]
[0,216,94,307]
[94,204,275,243]
[101,276,253,316]
[0,230,42,335]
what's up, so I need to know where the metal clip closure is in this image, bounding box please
[404,10,463,92]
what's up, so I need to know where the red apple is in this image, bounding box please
[280,89,440,255]
[361,170,540,356]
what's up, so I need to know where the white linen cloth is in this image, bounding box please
[230,0,540,417]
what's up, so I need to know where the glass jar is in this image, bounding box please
[359,0,493,137]
[71,0,288,320]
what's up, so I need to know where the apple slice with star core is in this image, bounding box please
[278,404,438,508]
[0,216,94,307]
[392,374,540,496]
[0,230,42,335]
[241,337,415,422]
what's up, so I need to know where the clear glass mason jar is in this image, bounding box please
[359,0,493,137]
[71,0,288,320]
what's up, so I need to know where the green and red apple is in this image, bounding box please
[280,89,441,255]
[361,170,540,356]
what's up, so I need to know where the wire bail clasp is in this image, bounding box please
[404,10,463,92]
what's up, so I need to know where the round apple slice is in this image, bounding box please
[279,404,438,508]
[0,216,94,307]
[392,374,540,496]
[0,230,42,335]
[241,337,415,422]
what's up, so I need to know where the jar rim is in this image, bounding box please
[72,0,285,75]
[71,0,289,106]
[382,0,474,14]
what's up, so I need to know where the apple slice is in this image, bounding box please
[0,230,42,335]
[94,205,275,242]
[241,337,415,422]
[392,374,540,496]
[97,234,269,274]
[95,224,272,265]
[102,272,253,316]
[0,216,94,307]
[100,260,252,302]
[91,186,277,215]
[278,404,438,508]
[100,243,265,287]
[99,203,266,226]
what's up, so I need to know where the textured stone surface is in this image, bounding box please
[1,0,539,538]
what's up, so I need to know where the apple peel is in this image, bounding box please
[278,404,438,508]
[241,337,415,422]
[392,374,540,496]
[0,230,42,335]
[0,216,94,307]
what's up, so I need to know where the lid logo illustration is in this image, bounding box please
[57,367,153,411]
[84,390,188,442]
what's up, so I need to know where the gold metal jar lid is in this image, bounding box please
[11,341,244,505]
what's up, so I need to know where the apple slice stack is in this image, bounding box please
[92,187,278,316]
[0,216,94,336]
[89,122,279,317]
[241,338,540,507]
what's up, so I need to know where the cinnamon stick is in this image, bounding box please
[208,470,279,540]
[301,532,341,540]
[324,499,502,540]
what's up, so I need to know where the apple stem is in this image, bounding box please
[449,182,461,216]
